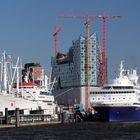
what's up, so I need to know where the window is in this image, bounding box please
[40,92,49,95]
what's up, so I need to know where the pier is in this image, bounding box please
[0,108,58,127]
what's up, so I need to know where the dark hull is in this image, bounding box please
[94,106,140,122]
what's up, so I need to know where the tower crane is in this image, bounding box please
[53,25,62,55]
[98,15,120,85]
[84,18,96,110]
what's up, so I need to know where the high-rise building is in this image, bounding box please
[51,32,102,107]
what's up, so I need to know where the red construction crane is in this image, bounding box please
[98,15,120,85]
[53,25,62,55]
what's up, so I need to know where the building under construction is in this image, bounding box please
[51,32,103,108]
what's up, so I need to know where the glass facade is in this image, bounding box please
[51,32,102,88]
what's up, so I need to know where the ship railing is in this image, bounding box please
[7,114,55,124]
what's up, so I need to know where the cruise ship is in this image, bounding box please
[90,61,140,122]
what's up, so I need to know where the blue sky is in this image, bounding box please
[0,0,140,79]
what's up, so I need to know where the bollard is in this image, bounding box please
[58,113,61,121]
[5,108,8,125]
[61,112,64,124]
[15,108,19,128]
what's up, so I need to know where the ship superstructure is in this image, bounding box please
[90,61,140,122]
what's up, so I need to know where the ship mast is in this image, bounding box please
[0,51,12,94]
[3,51,8,93]
[0,51,22,95]
[119,60,124,78]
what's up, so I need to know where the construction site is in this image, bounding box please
[51,15,120,110]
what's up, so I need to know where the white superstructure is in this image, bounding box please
[90,61,140,106]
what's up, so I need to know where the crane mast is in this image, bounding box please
[102,17,107,85]
[85,19,91,110]
[59,15,98,110]
[53,25,62,55]
[98,15,120,85]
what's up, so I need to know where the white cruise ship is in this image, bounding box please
[90,61,140,122]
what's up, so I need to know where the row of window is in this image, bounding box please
[92,97,132,100]
[103,86,134,89]
[91,91,135,94]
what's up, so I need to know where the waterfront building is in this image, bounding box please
[51,32,102,107]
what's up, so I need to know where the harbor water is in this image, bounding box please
[0,121,140,140]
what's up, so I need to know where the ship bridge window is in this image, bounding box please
[40,92,49,95]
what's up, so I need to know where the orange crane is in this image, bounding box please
[98,15,120,85]
[53,25,62,55]
[84,18,95,110]
[59,15,98,110]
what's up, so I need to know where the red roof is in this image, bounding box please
[17,82,39,87]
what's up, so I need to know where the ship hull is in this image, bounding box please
[94,106,140,122]
[0,94,55,116]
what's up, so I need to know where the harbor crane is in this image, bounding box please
[84,18,97,110]
[53,25,62,55]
